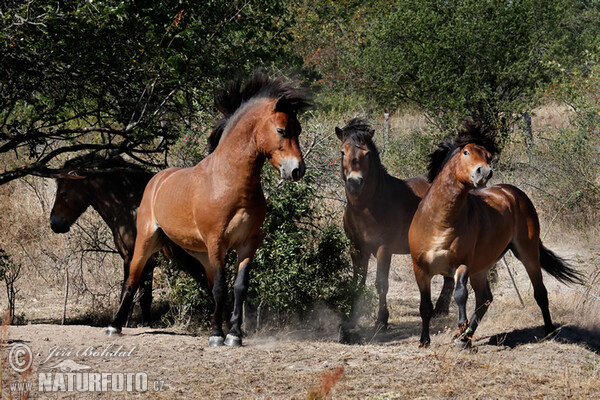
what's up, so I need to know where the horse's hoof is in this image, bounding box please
[455,338,472,350]
[375,321,388,331]
[432,308,450,317]
[209,336,225,347]
[106,326,122,337]
[224,334,242,347]
[418,340,430,348]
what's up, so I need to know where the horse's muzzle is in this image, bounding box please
[50,215,71,233]
[346,176,364,196]
[472,165,493,188]
[280,158,305,181]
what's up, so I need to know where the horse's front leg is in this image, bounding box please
[375,246,391,329]
[413,262,433,348]
[208,249,227,347]
[225,244,257,347]
[348,246,369,326]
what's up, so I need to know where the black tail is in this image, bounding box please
[539,243,585,285]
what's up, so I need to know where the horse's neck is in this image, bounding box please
[207,122,265,193]
[422,162,469,228]
[88,178,139,230]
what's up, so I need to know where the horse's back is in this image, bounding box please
[344,173,429,255]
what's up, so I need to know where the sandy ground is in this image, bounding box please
[2,245,600,399]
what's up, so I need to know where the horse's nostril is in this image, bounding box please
[487,170,493,180]
[476,167,481,175]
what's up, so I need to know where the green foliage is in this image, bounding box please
[249,171,366,323]
[0,0,301,183]
[348,0,600,135]
[498,66,600,231]
[155,254,212,328]
[380,130,436,178]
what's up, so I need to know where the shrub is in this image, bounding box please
[248,171,368,326]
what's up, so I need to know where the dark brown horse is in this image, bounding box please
[409,121,584,348]
[50,154,207,326]
[335,118,454,328]
[107,72,311,346]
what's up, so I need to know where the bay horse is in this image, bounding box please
[408,120,584,348]
[107,72,311,346]
[49,154,207,326]
[335,118,454,328]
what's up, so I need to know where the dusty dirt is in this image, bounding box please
[2,244,600,399]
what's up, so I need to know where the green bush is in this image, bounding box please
[248,171,369,325]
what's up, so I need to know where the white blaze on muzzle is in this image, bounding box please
[279,157,306,181]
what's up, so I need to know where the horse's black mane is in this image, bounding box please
[427,119,499,183]
[338,117,385,172]
[62,153,149,175]
[207,70,312,153]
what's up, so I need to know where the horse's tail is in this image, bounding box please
[539,243,585,285]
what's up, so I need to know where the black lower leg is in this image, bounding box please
[110,285,138,330]
[211,269,227,338]
[534,285,555,334]
[229,263,251,338]
[138,265,154,327]
[419,293,433,347]
[454,266,469,336]
[434,277,455,316]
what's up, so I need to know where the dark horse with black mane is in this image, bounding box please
[107,72,311,346]
[335,118,454,328]
[409,120,584,348]
[50,154,206,326]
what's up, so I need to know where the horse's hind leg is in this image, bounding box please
[107,229,163,336]
[375,247,391,329]
[459,271,493,347]
[433,276,454,316]
[512,244,555,334]
[138,256,157,327]
[453,264,470,341]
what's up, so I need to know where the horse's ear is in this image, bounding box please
[368,127,375,138]
[335,127,345,141]
[65,170,86,180]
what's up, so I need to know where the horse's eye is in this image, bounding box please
[276,128,286,136]
[60,192,68,199]
[463,150,470,156]
[365,151,370,158]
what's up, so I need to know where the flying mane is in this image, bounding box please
[207,71,312,153]
[427,119,499,183]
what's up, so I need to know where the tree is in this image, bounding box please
[351,0,600,134]
[0,0,300,184]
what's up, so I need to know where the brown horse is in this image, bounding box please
[49,154,206,326]
[335,118,454,328]
[107,72,311,346]
[409,121,584,348]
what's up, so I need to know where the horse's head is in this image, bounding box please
[258,99,306,181]
[427,119,498,188]
[208,72,311,182]
[454,143,493,188]
[50,171,90,233]
[335,118,378,197]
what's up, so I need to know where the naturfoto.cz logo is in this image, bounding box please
[7,343,165,394]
